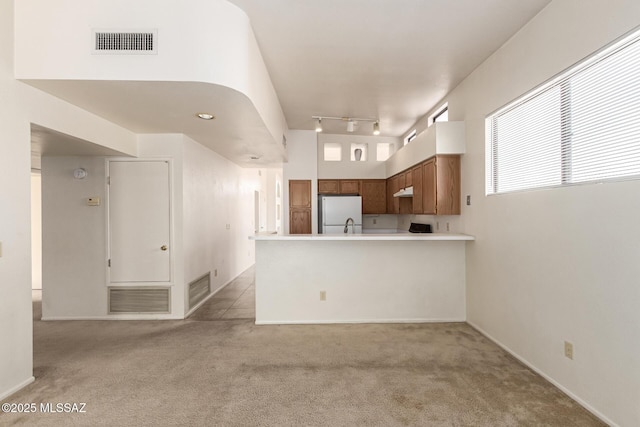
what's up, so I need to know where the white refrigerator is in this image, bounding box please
[319,196,362,234]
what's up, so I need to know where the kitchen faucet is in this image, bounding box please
[344,217,355,234]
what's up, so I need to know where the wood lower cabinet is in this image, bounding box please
[361,180,386,214]
[289,180,311,234]
[289,209,311,234]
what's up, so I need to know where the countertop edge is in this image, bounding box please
[249,233,475,241]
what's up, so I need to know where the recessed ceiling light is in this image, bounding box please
[196,113,215,120]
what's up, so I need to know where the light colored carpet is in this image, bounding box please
[2,288,603,426]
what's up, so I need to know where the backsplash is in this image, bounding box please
[363,214,461,232]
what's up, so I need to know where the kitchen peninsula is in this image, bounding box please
[250,232,474,324]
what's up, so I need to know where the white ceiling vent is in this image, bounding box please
[92,29,158,55]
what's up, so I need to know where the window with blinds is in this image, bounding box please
[487,28,640,195]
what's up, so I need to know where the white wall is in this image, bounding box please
[255,240,466,324]
[182,135,260,310]
[0,0,137,401]
[31,172,42,290]
[283,130,318,234]
[387,122,465,177]
[41,156,109,318]
[421,1,640,425]
[317,133,399,179]
[14,0,287,152]
[264,169,282,233]
[40,134,266,319]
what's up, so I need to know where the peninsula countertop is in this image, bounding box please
[250,232,475,241]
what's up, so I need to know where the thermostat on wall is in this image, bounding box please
[87,197,100,206]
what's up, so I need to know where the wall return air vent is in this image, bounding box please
[108,287,170,314]
[92,29,158,55]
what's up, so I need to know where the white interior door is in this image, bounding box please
[108,160,171,283]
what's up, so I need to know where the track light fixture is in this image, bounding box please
[311,116,380,135]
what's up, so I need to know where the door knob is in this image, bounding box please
[160,245,168,251]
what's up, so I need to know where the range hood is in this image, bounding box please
[393,186,414,198]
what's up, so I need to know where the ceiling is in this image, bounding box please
[227,0,551,136]
[31,124,130,157]
[26,0,551,166]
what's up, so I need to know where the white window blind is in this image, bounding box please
[487,28,640,195]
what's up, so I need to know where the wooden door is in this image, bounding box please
[289,180,311,234]
[361,180,386,214]
[108,160,171,283]
[422,159,437,215]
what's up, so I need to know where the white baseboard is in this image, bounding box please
[466,320,618,427]
[0,377,35,401]
[255,318,466,325]
[42,315,184,321]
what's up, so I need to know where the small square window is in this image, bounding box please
[350,143,368,161]
[430,103,448,126]
[323,143,342,161]
[376,142,394,161]
[404,129,417,145]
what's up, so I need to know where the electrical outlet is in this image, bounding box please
[466,195,471,206]
[320,291,326,301]
[446,222,450,232]
[564,341,574,360]
[226,224,230,230]
[436,222,440,231]
[214,269,218,277]
[373,218,377,225]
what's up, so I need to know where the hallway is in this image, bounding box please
[189,267,256,321]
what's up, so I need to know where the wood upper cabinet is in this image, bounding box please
[386,175,401,214]
[361,180,386,214]
[318,180,339,194]
[421,155,460,215]
[339,180,360,194]
[405,170,413,188]
[411,165,423,214]
[398,173,406,191]
[318,179,360,194]
[435,155,461,215]
[289,180,311,208]
[289,180,311,234]
[422,158,437,215]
